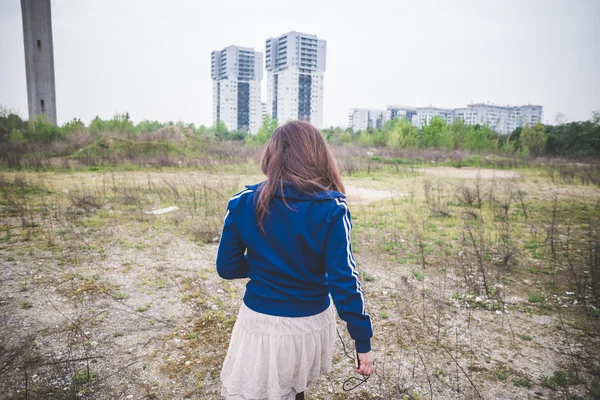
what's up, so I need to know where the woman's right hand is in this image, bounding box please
[356,351,374,376]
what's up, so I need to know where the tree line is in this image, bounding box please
[1,106,599,159]
[321,112,600,158]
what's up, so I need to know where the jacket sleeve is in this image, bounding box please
[326,198,373,353]
[216,208,249,280]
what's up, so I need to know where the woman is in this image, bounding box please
[216,120,374,400]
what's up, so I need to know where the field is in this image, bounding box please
[0,156,599,399]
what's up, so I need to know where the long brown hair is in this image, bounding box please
[257,120,344,230]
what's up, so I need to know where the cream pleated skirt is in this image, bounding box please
[220,302,337,400]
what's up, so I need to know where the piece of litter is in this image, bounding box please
[144,206,179,215]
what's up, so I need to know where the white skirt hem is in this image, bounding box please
[220,302,336,400]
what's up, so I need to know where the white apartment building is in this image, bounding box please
[261,102,267,122]
[415,107,455,128]
[265,31,326,128]
[382,104,543,134]
[515,105,543,128]
[211,45,263,134]
[454,104,543,134]
[385,105,417,125]
[455,104,513,133]
[348,108,386,131]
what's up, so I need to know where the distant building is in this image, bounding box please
[348,108,386,131]
[515,104,543,128]
[261,102,267,121]
[455,104,543,134]
[385,105,417,124]
[352,103,544,134]
[211,45,263,134]
[265,31,326,128]
[415,107,455,128]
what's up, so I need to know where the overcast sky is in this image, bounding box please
[1,0,599,127]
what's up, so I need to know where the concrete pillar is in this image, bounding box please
[21,0,57,125]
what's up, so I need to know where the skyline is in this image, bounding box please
[1,0,599,128]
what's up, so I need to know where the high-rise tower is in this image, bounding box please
[211,46,263,134]
[265,31,326,128]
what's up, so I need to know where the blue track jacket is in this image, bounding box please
[216,181,373,353]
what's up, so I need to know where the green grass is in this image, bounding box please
[586,308,600,318]
[528,293,544,303]
[72,369,93,385]
[136,303,151,312]
[111,291,130,300]
[512,377,532,389]
[363,272,376,282]
[19,300,33,309]
[492,370,507,382]
[541,370,583,390]
[186,330,198,340]
[411,271,424,281]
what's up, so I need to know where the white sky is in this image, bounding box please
[1,0,599,127]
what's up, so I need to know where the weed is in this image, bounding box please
[186,330,198,340]
[19,300,33,309]
[113,331,124,337]
[522,334,533,341]
[72,368,93,385]
[528,293,544,303]
[136,303,151,312]
[412,271,424,281]
[541,369,584,390]
[524,240,540,249]
[512,377,532,388]
[111,291,130,300]
[586,308,600,318]
[492,370,507,382]
[363,272,376,282]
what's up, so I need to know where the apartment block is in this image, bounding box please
[454,104,543,134]
[265,31,326,128]
[415,107,455,128]
[351,103,543,134]
[211,45,263,134]
[348,108,386,131]
[385,105,417,125]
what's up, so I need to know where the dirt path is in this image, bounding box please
[418,167,521,179]
[345,184,401,204]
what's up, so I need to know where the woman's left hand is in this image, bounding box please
[356,351,374,376]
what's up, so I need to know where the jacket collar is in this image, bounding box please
[246,181,345,200]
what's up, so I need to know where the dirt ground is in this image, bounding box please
[0,167,599,400]
[418,167,521,179]
[345,185,403,204]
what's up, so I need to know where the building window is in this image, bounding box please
[41,99,45,112]
[37,39,41,50]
